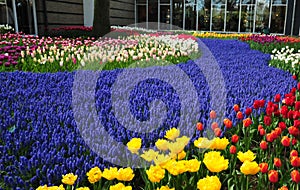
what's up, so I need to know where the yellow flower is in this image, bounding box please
[109,182,132,190]
[116,167,135,181]
[177,150,186,160]
[36,185,48,190]
[47,185,65,190]
[146,165,165,183]
[240,161,260,175]
[203,151,228,173]
[86,166,102,184]
[153,153,171,167]
[185,159,201,172]
[165,128,180,141]
[127,138,142,154]
[76,188,90,190]
[197,176,221,190]
[140,149,159,162]
[176,136,190,146]
[165,160,187,176]
[157,186,175,190]
[155,139,169,151]
[194,137,212,149]
[102,167,118,180]
[210,137,229,150]
[168,141,186,156]
[61,173,77,185]
[237,150,256,162]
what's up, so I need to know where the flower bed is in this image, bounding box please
[0,33,199,72]
[269,47,300,77]
[193,32,250,39]
[0,36,297,189]
[239,34,300,54]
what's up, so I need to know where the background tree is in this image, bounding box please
[92,0,110,37]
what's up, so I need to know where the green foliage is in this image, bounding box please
[247,41,300,54]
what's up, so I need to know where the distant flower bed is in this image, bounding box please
[239,34,300,54]
[193,32,251,39]
[51,26,93,32]
[239,34,300,44]
[81,34,199,70]
[0,33,95,72]
[270,46,300,77]
[0,32,199,72]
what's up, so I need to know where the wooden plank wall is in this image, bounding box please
[110,0,135,26]
[36,0,135,35]
[36,0,84,34]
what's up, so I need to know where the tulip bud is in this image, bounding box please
[274,158,282,168]
[268,170,278,183]
[281,136,291,147]
[260,141,268,150]
[290,150,298,157]
[259,163,268,173]
[231,134,239,144]
[196,122,203,131]
[290,156,300,167]
[210,110,217,119]
[291,170,300,183]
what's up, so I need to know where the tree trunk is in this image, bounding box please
[92,0,110,37]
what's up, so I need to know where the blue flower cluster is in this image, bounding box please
[0,39,296,189]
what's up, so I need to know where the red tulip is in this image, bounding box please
[271,131,278,139]
[290,150,299,157]
[259,128,266,136]
[278,122,287,130]
[259,163,268,173]
[292,138,297,145]
[280,106,288,118]
[223,118,232,129]
[289,126,300,137]
[285,97,295,107]
[268,170,279,183]
[196,122,203,131]
[295,101,300,111]
[274,127,282,136]
[214,128,221,137]
[253,100,260,109]
[293,75,297,80]
[245,107,252,116]
[274,158,282,168]
[243,118,252,128]
[291,170,300,183]
[281,136,291,147]
[236,111,243,120]
[260,140,268,150]
[274,94,281,103]
[293,111,300,120]
[294,120,300,128]
[231,134,239,143]
[264,115,272,126]
[266,133,274,143]
[266,106,273,116]
[233,104,240,112]
[291,156,300,167]
[259,100,266,108]
[229,145,237,154]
